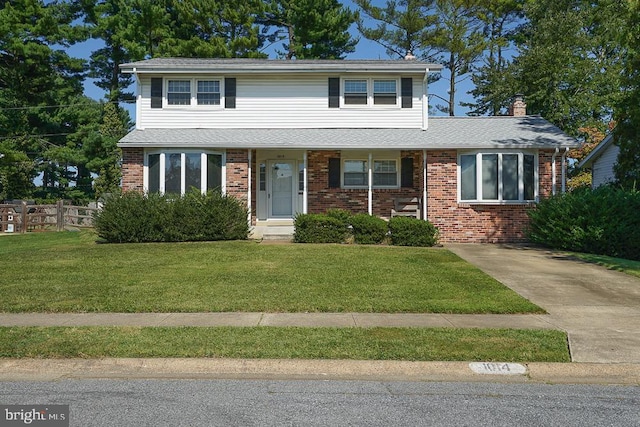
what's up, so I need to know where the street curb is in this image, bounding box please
[1,359,638,385]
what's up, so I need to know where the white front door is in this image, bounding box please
[268,161,296,218]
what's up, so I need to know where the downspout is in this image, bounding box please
[551,147,559,196]
[303,151,308,214]
[368,152,373,215]
[561,147,569,194]
[247,149,252,227]
[422,149,427,220]
[422,68,429,130]
[133,68,142,130]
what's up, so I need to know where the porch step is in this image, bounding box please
[251,225,295,241]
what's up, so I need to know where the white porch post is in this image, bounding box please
[368,152,373,215]
[422,149,427,221]
[422,68,429,130]
[303,150,308,214]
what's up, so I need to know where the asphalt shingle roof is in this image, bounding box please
[119,57,443,73]
[119,116,579,150]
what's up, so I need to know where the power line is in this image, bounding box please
[0,99,135,112]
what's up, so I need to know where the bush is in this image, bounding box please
[94,190,249,243]
[527,186,640,260]
[350,213,388,244]
[325,208,352,227]
[388,217,439,247]
[293,213,350,243]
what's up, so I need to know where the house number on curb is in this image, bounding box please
[469,362,527,375]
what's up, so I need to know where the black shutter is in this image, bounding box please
[328,158,341,188]
[151,78,162,109]
[225,77,236,109]
[328,77,340,108]
[401,157,414,188]
[401,78,412,108]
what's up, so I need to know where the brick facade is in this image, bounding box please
[121,147,144,192]
[119,147,556,243]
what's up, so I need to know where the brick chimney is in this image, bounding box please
[509,95,527,117]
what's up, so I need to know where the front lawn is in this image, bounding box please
[567,252,640,279]
[0,326,569,362]
[0,232,542,314]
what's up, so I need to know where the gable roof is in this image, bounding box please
[577,133,615,168]
[119,58,443,74]
[119,116,578,150]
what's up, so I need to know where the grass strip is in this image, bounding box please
[0,327,570,362]
[567,252,640,279]
[0,232,542,314]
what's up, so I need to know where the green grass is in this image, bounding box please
[0,326,570,362]
[567,252,640,279]
[0,232,542,314]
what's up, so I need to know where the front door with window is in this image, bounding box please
[268,161,296,218]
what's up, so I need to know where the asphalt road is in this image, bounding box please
[2,379,639,426]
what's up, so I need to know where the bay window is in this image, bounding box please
[147,151,224,194]
[459,152,537,203]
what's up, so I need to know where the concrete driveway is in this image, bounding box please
[447,244,640,364]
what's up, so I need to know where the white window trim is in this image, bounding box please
[143,149,227,195]
[164,77,225,108]
[457,150,538,204]
[340,77,401,108]
[342,157,400,189]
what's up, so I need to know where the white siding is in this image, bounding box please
[592,143,620,188]
[137,74,424,130]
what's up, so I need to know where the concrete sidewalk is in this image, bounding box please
[0,312,556,329]
[447,244,640,364]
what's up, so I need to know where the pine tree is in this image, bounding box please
[261,0,358,59]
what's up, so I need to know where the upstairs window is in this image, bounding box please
[167,80,191,105]
[197,80,221,105]
[459,152,537,203]
[342,78,400,107]
[344,80,368,105]
[373,80,397,105]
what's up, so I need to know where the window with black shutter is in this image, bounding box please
[328,78,340,108]
[328,158,341,188]
[225,77,236,109]
[401,157,414,187]
[401,78,412,109]
[151,78,163,108]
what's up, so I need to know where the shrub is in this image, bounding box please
[527,186,640,260]
[350,213,388,244]
[388,216,439,247]
[94,190,249,243]
[325,208,352,227]
[293,213,350,243]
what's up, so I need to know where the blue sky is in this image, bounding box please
[66,0,476,119]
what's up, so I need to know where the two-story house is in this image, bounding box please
[118,58,578,243]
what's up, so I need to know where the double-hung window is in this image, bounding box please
[459,152,537,203]
[343,160,368,186]
[343,78,399,107]
[342,158,399,188]
[167,80,191,105]
[147,151,223,195]
[373,160,398,186]
[197,80,221,105]
[344,80,368,105]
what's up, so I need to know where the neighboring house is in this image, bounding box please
[117,58,578,243]
[577,133,619,188]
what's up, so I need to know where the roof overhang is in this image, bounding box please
[118,119,579,151]
[119,58,443,75]
[577,133,614,168]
